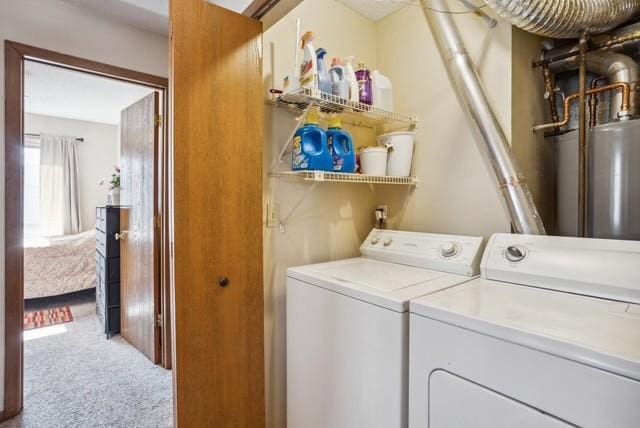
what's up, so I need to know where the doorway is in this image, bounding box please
[3,41,171,423]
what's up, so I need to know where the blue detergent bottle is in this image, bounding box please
[326,115,356,173]
[292,110,333,172]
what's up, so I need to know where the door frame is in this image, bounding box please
[3,40,170,420]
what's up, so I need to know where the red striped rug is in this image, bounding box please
[24,306,74,330]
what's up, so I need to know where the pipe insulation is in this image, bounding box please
[483,0,640,39]
[422,0,546,235]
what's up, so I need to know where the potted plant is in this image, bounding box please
[101,166,121,205]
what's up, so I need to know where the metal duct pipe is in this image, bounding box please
[422,0,546,235]
[549,51,640,120]
[484,0,640,39]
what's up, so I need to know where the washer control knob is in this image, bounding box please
[371,238,380,245]
[440,242,459,258]
[383,239,393,247]
[505,245,527,262]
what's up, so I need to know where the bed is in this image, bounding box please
[24,229,97,299]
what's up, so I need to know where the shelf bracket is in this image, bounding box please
[278,104,312,163]
[278,181,319,233]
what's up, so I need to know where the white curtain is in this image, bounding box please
[39,134,82,236]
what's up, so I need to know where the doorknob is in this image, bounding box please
[218,276,230,287]
[115,230,129,240]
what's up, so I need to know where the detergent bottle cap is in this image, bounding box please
[345,56,355,65]
[357,62,367,70]
[305,109,320,125]
[331,57,342,67]
[316,47,327,58]
[328,114,342,129]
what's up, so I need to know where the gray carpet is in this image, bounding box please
[2,294,173,428]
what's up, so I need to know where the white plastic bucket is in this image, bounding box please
[360,147,388,176]
[377,132,415,176]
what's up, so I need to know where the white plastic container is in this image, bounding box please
[372,71,393,111]
[360,147,388,176]
[377,132,415,176]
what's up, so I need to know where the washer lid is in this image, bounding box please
[288,258,475,312]
[411,279,640,379]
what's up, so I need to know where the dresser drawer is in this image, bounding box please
[106,257,120,283]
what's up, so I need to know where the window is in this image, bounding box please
[24,139,41,241]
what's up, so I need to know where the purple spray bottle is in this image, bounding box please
[355,62,372,105]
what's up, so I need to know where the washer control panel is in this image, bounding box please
[482,233,640,304]
[361,229,485,276]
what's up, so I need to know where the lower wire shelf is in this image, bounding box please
[269,170,418,186]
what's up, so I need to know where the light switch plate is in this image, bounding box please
[267,203,279,228]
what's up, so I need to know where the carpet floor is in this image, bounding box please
[1,292,173,428]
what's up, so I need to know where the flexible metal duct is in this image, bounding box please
[422,0,546,234]
[484,0,640,38]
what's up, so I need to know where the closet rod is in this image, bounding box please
[24,132,84,142]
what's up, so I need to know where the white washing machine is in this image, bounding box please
[409,233,640,428]
[286,229,485,428]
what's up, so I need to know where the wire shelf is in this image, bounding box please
[273,87,417,129]
[269,170,418,186]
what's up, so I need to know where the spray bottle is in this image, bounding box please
[299,31,319,95]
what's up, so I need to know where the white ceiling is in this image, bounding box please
[335,0,409,21]
[25,61,155,125]
[61,0,255,35]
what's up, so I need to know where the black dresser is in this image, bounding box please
[96,206,121,338]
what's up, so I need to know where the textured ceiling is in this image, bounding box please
[25,61,155,125]
[335,0,409,22]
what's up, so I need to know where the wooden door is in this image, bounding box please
[170,1,265,426]
[120,92,161,364]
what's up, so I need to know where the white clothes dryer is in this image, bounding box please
[409,233,640,428]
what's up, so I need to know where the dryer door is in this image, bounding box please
[429,371,571,428]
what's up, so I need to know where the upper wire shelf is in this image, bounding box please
[269,170,418,186]
[272,87,418,129]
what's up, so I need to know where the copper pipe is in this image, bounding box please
[578,33,588,237]
[541,64,560,129]
[589,76,608,127]
[533,82,631,132]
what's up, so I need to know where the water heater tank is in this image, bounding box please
[556,119,640,240]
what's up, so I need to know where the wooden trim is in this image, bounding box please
[243,0,279,19]
[4,40,25,421]
[6,41,167,89]
[2,40,169,422]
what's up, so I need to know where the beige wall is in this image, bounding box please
[25,114,120,232]
[263,1,520,427]
[263,1,382,426]
[511,28,555,232]
[375,5,512,237]
[0,0,168,411]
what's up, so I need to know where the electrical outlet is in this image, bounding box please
[377,205,388,223]
[267,203,279,228]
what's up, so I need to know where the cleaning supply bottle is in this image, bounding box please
[299,31,318,95]
[329,58,349,99]
[316,48,332,95]
[343,56,359,103]
[326,115,356,173]
[372,70,394,111]
[292,110,333,172]
[355,62,373,105]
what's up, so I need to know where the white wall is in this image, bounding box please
[25,114,119,232]
[0,0,168,412]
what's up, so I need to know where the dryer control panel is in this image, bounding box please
[481,233,640,304]
[361,229,484,276]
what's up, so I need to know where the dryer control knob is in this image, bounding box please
[440,242,459,258]
[505,245,527,262]
[371,238,380,245]
[383,239,393,247]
